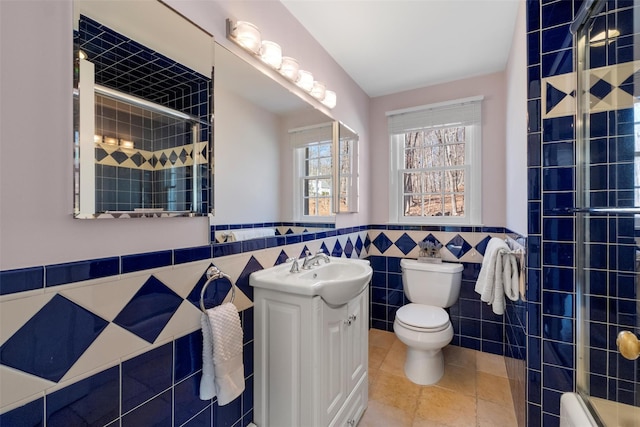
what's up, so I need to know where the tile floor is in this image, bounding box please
[361,329,517,427]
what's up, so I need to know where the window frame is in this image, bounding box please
[388,96,483,225]
[291,123,335,222]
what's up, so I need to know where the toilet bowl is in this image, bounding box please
[393,259,462,385]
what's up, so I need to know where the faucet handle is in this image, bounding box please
[286,257,300,273]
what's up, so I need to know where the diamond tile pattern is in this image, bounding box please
[446,234,473,259]
[344,238,354,257]
[0,294,108,382]
[475,236,492,256]
[372,232,393,253]
[590,78,613,100]
[395,233,417,255]
[113,276,183,343]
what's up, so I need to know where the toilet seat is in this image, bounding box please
[395,303,450,333]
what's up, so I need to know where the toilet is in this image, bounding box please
[393,259,463,385]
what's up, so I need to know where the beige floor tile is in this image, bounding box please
[369,345,388,371]
[434,363,477,397]
[442,345,477,370]
[369,329,397,350]
[360,400,414,427]
[477,398,518,427]
[370,370,422,415]
[379,339,407,377]
[476,371,513,407]
[412,419,454,427]
[476,351,508,378]
[415,387,477,427]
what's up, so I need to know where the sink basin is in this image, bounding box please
[249,256,372,306]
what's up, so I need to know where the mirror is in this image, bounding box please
[212,42,340,242]
[335,122,359,213]
[72,0,214,218]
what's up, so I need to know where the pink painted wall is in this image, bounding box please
[0,0,369,269]
[368,72,507,226]
[505,1,528,236]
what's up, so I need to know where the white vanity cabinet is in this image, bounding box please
[253,287,369,427]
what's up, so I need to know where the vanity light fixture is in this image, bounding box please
[104,136,118,146]
[226,18,337,109]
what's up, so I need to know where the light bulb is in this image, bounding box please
[260,40,282,69]
[233,21,261,54]
[296,70,314,92]
[280,56,299,81]
[310,81,326,100]
[322,90,337,109]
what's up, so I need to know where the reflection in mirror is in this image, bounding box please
[335,122,359,213]
[212,42,337,241]
[73,1,214,218]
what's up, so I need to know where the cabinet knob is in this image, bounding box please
[347,419,355,426]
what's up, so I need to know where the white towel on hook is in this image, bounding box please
[475,237,510,315]
[502,252,520,302]
[199,302,245,405]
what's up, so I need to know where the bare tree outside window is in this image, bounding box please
[402,126,466,217]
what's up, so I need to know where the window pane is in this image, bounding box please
[424,171,442,193]
[403,172,424,194]
[316,197,332,216]
[427,146,443,167]
[422,194,443,216]
[404,147,421,169]
[444,169,464,192]
[319,157,332,175]
[442,193,464,216]
[318,144,331,157]
[444,143,465,166]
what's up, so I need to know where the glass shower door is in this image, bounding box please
[575,0,640,424]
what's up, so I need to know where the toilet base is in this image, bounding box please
[404,347,445,385]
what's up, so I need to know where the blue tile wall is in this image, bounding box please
[528,0,640,425]
[1,222,522,426]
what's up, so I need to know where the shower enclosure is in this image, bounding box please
[574,0,640,424]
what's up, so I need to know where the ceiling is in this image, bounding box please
[281,0,522,98]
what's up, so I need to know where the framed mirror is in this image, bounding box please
[72,0,214,218]
[335,122,359,213]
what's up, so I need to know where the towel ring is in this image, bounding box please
[199,266,235,312]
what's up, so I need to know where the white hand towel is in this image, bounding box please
[475,237,510,315]
[208,302,245,405]
[199,313,216,400]
[502,253,520,302]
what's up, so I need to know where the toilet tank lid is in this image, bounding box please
[400,259,463,273]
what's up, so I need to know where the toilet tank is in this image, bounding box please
[400,259,463,307]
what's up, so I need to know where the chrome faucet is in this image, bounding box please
[302,250,330,269]
[312,250,330,266]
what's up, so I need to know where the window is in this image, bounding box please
[388,96,483,225]
[291,123,334,220]
[336,123,359,213]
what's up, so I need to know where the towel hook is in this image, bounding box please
[199,266,235,312]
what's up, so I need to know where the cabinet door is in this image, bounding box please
[346,289,367,391]
[322,302,347,423]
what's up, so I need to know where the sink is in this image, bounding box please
[249,256,372,305]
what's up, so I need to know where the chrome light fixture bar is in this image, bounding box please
[226,18,337,109]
